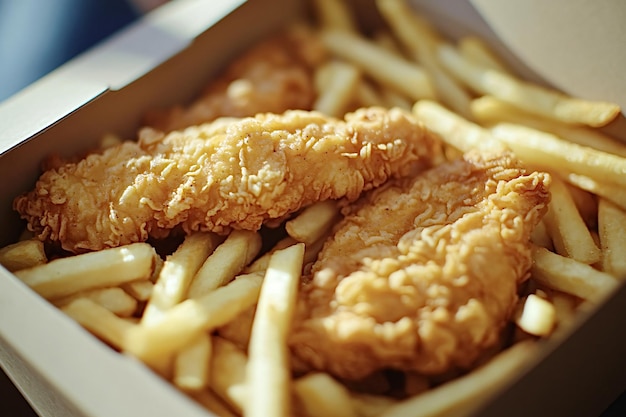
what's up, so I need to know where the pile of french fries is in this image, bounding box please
[2,0,625,416]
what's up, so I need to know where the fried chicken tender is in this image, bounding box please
[14,107,441,253]
[144,25,325,132]
[290,150,551,380]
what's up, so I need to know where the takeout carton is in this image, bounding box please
[1,0,625,416]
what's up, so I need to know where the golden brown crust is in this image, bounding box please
[289,151,551,380]
[14,107,441,253]
[143,26,324,132]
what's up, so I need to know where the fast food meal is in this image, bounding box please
[2,0,625,416]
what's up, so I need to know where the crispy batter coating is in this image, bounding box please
[290,151,551,380]
[143,25,325,132]
[14,107,441,253]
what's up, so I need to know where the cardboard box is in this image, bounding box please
[0,1,624,416]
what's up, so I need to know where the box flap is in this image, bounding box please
[0,0,245,155]
[471,0,626,109]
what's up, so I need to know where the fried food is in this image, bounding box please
[290,150,550,379]
[14,107,441,253]
[144,27,324,132]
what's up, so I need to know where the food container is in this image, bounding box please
[0,0,624,416]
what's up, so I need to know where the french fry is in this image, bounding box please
[54,287,138,318]
[125,272,263,368]
[312,0,359,33]
[565,182,598,229]
[376,0,442,55]
[530,219,553,250]
[293,373,358,417]
[244,236,297,274]
[149,255,164,283]
[121,280,153,302]
[188,230,262,299]
[217,305,256,350]
[376,0,473,118]
[471,96,626,157]
[515,294,556,337]
[350,393,397,417]
[0,239,47,272]
[437,43,620,127]
[490,123,626,188]
[354,79,386,107]
[62,298,134,351]
[173,332,212,392]
[457,36,512,75]
[303,231,329,268]
[14,243,157,300]
[366,57,413,109]
[379,341,537,417]
[285,201,339,245]
[420,57,473,120]
[313,60,361,117]
[369,31,414,110]
[550,291,578,327]
[210,337,249,414]
[142,232,221,325]
[245,243,305,417]
[562,172,626,212]
[531,246,618,303]
[598,198,626,279]
[542,176,600,264]
[412,100,502,152]
[373,30,404,54]
[380,87,413,110]
[320,29,436,101]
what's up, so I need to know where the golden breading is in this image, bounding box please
[14,107,441,253]
[290,151,551,379]
[144,26,325,132]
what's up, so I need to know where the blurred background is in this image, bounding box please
[0,0,166,103]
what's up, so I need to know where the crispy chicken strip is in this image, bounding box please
[290,150,551,380]
[143,25,325,132]
[14,107,441,253]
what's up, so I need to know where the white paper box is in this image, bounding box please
[0,1,624,416]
